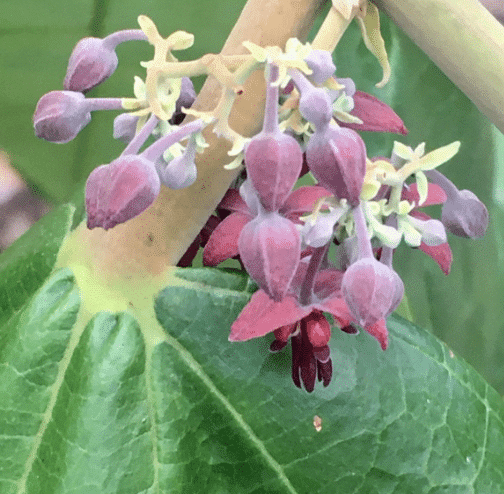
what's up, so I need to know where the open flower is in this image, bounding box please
[230,258,390,391]
[229,266,354,392]
[271,311,336,392]
[402,182,453,274]
[203,184,331,266]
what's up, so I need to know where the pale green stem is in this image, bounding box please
[375,0,504,135]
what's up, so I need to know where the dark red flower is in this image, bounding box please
[203,185,331,267]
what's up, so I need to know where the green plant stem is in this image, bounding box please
[374,0,504,134]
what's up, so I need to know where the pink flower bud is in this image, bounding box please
[245,134,302,211]
[86,155,160,230]
[442,190,489,238]
[33,91,91,143]
[64,37,118,93]
[306,126,366,206]
[245,63,302,211]
[341,258,404,328]
[238,212,301,302]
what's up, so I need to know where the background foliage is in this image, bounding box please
[1,0,504,492]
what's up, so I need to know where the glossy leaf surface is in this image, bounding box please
[1,262,504,493]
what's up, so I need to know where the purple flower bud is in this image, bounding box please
[245,64,302,211]
[407,216,447,246]
[426,170,489,239]
[337,78,356,97]
[238,212,301,302]
[86,155,160,230]
[245,134,302,211]
[299,206,347,248]
[33,91,91,143]
[158,154,197,189]
[304,50,336,84]
[63,30,147,93]
[64,37,119,93]
[157,133,198,189]
[298,87,333,130]
[289,68,332,130]
[442,189,489,238]
[113,114,139,144]
[341,258,404,328]
[239,180,261,216]
[306,126,366,206]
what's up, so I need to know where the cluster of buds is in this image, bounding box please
[33,19,205,230]
[34,13,488,392]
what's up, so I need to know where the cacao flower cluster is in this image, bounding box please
[203,61,488,392]
[34,21,489,393]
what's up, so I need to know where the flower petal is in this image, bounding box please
[409,210,452,274]
[202,212,250,266]
[419,242,453,275]
[340,91,407,135]
[229,291,308,341]
[364,318,389,350]
[280,185,332,217]
[217,188,250,215]
[402,182,447,207]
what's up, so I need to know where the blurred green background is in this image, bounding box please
[1,0,503,394]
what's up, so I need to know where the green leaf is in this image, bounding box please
[0,204,75,326]
[2,266,504,492]
[334,15,504,394]
[0,0,246,202]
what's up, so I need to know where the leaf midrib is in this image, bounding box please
[135,297,300,494]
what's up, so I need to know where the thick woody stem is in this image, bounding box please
[75,0,328,278]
